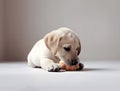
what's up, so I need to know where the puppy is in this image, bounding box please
[27,27,83,72]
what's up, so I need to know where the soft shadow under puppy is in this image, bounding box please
[77,68,115,72]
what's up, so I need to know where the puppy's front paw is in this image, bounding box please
[48,63,61,72]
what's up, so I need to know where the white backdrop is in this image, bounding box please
[0,0,120,61]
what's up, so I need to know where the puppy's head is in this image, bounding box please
[44,27,81,66]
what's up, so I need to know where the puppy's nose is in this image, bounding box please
[71,60,78,65]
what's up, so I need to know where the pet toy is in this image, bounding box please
[59,61,84,71]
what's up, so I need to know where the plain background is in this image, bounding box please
[0,0,120,61]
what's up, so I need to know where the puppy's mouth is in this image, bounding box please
[58,56,79,66]
[63,60,72,66]
[62,59,78,66]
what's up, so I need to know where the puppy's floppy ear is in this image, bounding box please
[76,37,81,55]
[77,41,81,55]
[44,31,62,55]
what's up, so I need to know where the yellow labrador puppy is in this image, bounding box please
[27,27,82,72]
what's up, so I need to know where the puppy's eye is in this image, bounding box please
[64,47,71,51]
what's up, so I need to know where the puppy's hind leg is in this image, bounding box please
[40,58,61,72]
[27,56,36,68]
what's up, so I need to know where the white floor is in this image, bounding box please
[0,60,120,91]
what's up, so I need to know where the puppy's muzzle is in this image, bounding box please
[71,59,78,65]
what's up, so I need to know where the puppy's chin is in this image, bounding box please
[59,57,72,66]
[62,60,73,66]
[57,55,77,66]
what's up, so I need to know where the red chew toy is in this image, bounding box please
[59,61,84,71]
